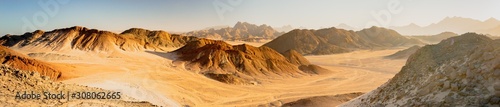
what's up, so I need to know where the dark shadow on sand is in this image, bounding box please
[145,51,177,60]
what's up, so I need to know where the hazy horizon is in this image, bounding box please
[1,0,499,35]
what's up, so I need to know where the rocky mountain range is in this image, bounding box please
[263,26,424,55]
[0,26,197,52]
[390,17,500,35]
[182,22,284,41]
[343,33,500,106]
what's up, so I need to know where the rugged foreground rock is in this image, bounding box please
[0,64,155,106]
[0,46,61,80]
[172,39,329,84]
[342,33,500,106]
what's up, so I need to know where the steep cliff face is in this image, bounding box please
[343,33,500,106]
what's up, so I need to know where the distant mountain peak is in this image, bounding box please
[336,23,357,30]
[234,21,251,28]
[439,16,477,22]
[407,23,421,27]
[485,17,499,22]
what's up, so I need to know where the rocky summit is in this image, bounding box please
[342,33,500,106]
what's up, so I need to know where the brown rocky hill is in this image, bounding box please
[409,32,459,44]
[120,28,197,50]
[384,45,421,59]
[183,22,284,40]
[0,46,61,80]
[356,26,424,47]
[0,26,196,52]
[171,39,328,84]
[0,64,155,106]
[342,33,500,106]
[262,28,353,55]
[264,27,422,55]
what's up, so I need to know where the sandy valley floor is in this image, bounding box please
[16,42,408,107]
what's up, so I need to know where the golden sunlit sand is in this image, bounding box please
[13,41,408,106]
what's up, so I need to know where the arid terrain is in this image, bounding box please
[0,26,410,106]
[1,24,498,107]
[48,40,407,106]
[1,1,498,106]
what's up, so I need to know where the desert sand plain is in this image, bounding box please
[9,40,408,107]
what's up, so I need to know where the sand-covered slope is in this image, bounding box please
[172,38,328,84]
[263,27,424,55]
[385,45,421,59]
[0,46,61,80]
[0,64,154,106]
[0,26,196,52]
[343,33,500,106]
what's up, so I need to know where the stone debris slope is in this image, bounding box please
[342,33,500,106]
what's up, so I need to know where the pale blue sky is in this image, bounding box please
[1,0,499,35]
